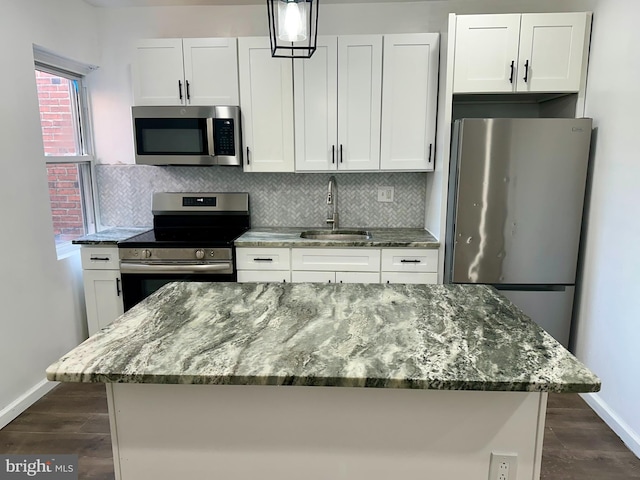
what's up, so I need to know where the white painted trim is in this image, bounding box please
[580,392,640,459]
[106,384,122,480]
[0,379,58,430]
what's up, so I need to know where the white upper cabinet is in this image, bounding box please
[337,35,383,171]
[453,15,521,93]
[181,38,239,105]
[133,38,239,106]
[453,13,590,93]
[294,37,338,171]
[238,37,295,172]
[380,33,439,171]
[294,35,382,172]
[516,13,588,93]
[133,39,185,106]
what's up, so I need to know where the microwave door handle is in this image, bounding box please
[206,117,215,157]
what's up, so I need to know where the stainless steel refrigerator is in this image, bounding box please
[445,118,592,347]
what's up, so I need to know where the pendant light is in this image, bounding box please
[267,0,319,59]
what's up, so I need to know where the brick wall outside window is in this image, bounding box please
[36,70,85,243]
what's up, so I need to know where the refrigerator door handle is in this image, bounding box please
[494,285,567,293]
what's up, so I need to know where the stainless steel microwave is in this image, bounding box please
[132,105,242,166]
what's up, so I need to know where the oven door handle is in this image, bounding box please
[120,262,233,274]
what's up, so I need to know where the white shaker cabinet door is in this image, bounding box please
[294,36,339,172]
[453,14,521,93]
[337,35,383,171]
[82,269,124,336]
[516,13,588,93]
[381,33,439,171]
[133,39,185,106]
[238,37,295,172]
[182,38,239,105]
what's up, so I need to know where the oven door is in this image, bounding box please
[120,262,236,311]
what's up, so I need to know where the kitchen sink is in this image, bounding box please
[300,229,373,241]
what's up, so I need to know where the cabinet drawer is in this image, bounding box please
[81,246,120,270]
[335,271,380,284]
[381,272,438,285]
[237,270,290,283]
[291,248,380,272]
[381,249,438,272]
[291,271,336,283]
[236,248,291,270]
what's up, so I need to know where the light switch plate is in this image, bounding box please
[377,186,394,202]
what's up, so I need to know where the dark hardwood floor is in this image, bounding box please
[1,384,639,479]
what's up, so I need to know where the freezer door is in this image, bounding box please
[450,118,592,284]
[495,286,575,348]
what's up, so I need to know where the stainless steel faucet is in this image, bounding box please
[326,176,339,230]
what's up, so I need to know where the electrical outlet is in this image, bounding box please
[489,453,517,480]
[377,186,394,202]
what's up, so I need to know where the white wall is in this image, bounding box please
[0,0,99,426]
[573,0,640,457]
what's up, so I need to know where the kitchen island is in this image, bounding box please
[47,282,599,480]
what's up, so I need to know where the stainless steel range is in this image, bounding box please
[118,192,250,311]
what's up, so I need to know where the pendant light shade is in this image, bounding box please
[267,0,318,58]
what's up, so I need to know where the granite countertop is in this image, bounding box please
[72,227,151,245]
[234,227,440,248]
[46,282,599,393]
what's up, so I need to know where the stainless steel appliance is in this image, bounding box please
[445,118,592,346]
[132,106,242,166]
[118,192,250,311]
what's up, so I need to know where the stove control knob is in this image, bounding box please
[195,249,205,260]
[141,249,152,259]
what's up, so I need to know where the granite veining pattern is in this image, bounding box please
[47,282,600,393]
[235,228,440,248]
[72,227,151,245]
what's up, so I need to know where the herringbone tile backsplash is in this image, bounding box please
[96,165,426,228]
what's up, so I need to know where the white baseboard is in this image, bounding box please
[580,392,640,458]
[0,379,59,430]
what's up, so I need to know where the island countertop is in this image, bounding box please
[234,227,439,248]
[46,282,599,393]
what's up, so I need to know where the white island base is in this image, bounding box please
[105,383,548,480]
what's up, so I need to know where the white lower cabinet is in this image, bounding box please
[335,271,380,284]
[237,247,437,285]
[290,271,380,284]
[237,270,290,283]
[80,246,124,336]
[381,271,437,285]
[380,248,438,284]
[236,248,291,283]
[291,271,336,283]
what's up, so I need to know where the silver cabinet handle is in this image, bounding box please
[120,263,232,274]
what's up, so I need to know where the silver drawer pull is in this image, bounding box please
[253,258,274,262]
[400,259,421,263]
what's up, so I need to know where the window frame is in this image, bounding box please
[34,61,98,257]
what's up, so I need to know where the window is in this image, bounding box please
[34,61,96,251]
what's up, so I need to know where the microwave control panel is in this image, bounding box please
[213,119,236,156]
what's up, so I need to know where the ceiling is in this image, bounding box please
[84,0,425,6]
